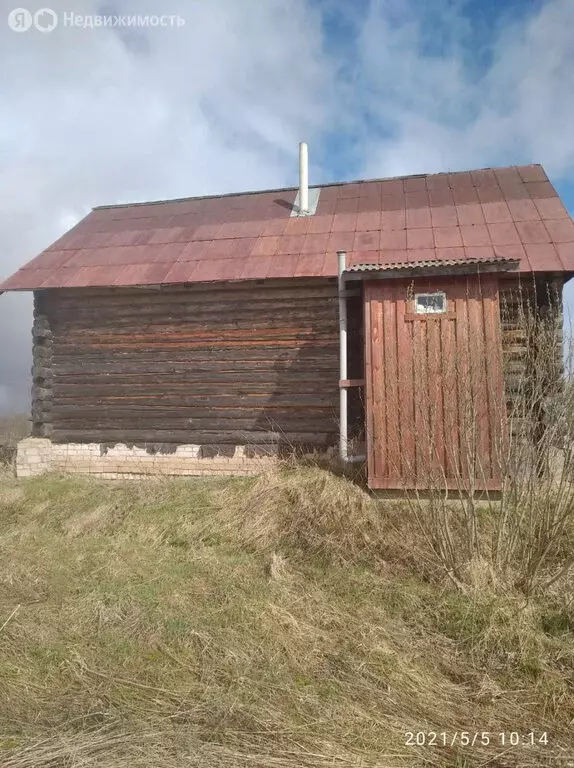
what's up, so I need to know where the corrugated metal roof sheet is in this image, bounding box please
[345,255,519,272]
[1,164,573,291]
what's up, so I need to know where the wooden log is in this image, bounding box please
[52,429,336,445]
[52,416,337,432]
[50,305,339,324]
[51,350,339,366]
[51,382,338,397]
[51,393,338,408]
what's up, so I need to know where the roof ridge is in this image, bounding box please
[92,164,544,212]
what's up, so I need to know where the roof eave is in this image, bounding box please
[343,259,520,281]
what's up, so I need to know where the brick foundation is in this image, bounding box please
[15,438,299,479]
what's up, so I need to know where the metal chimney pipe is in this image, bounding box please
[299,142,309,214]
[338,250,348,461]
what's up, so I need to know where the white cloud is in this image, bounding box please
[357,0,574,180]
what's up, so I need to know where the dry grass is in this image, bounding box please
[0,413,29,443]
[0,467,573,767]
[0,414,29,466]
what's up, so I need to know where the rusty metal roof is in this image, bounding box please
[1,164,573,291]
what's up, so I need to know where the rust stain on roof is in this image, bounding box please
[1,164,573,291]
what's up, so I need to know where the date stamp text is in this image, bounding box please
[405,731,549,748]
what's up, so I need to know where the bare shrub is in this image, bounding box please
[398,280,574,596]
[0,414,29,476]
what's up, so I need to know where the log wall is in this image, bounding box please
[29,273,563,460]
[499,274,564,425]
[32,279,363,452]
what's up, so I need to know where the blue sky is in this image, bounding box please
[0,0,573,411]
[314,0,574,205]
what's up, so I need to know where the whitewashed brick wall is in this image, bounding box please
[15,437,282,479]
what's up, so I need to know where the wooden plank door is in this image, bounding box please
[364,275,505,491]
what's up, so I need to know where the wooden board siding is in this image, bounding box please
[31,279,346,452]
[364,275,505,491]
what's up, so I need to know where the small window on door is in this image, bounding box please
[414,292,447,314]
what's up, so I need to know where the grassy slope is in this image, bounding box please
[0,466,572,767]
